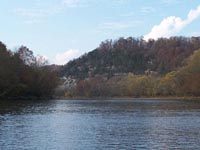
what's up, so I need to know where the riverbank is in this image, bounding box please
[54,96,200,101]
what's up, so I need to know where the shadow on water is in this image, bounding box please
[0,100,55,115]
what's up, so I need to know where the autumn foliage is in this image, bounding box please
[58,36,200,98]
[61,36,200,78]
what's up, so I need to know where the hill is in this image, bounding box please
[60,36,200,79]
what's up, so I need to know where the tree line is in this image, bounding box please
[2,35,199,99]
[0,41,58,100]
[58,47,200,98]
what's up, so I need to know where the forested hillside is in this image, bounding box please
[0,42,58,100]
[59,49,200,98]
[56,36,200,98]
[60,37,200,79]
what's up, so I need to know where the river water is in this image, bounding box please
[0,99,200,150]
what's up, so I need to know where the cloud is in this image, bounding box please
[14,0,79,24]
[13,0,92,24]
[141,6,156,14]
[23,19,42,24]
[190,32,200,36]
[36,54,49,66]
[99,21,141,30]
[101,22,133,30]
[144,5,200,40]
[120,11,135,17]
[55,49,82,65]
[14,5,62,24]
[94,20,142,36]
[162,0,179,5]
[113,0,130,4]
[62,0,81,7]
[14,8,50,18]
[13,0,133,24]
[62,0,132,8]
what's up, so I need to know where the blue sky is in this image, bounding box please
[0,0,200,65]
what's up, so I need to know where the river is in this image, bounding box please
[0,99,200,150]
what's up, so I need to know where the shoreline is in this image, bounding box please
[1,96,200,101]
[54,96,200,101]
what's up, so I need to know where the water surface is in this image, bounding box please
[0,99,200,150]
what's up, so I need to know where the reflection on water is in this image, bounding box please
[0,99,200,150]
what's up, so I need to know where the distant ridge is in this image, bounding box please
[60,36,200,79]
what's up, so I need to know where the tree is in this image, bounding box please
[0,42,58,100]
[17,46,36,66]
[176,50,200,96]
[158,71,177,96]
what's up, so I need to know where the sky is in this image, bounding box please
[0,0,200,65]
